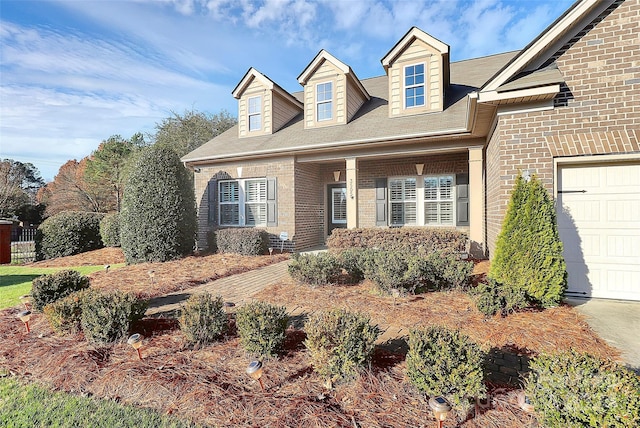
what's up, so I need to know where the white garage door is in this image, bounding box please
[557,163,640,301]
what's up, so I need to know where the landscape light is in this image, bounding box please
[246,360,265,391]
[127,333,144,360]
[19,295,31,310]
[429,396,452,428]
[17,310,32,333]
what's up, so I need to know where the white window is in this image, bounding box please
[219,178,267,226]
[248,96,262,131]
[424,175,454,225]
[389,178,417,225]
[388,175,455,226]
[316,82,333,121]
[332,188,347,224]
[404,64,425,108]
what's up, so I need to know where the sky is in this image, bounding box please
[1,0,575,182]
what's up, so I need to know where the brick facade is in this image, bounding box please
[485,0,640,255]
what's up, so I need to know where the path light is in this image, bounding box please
[517,390,534,412]
[147,270,155,284]
[17,310,32,333]
[268,247,273,259]
[19,295,31,310]
[246,360,265,391]
[127,333,144,360]
[429,396,452,428]
[224,301,235,322]
[390,288,400,306]
[104,264,110,273]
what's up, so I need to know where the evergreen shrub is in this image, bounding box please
[525,350,640,427]
[31,269,90,312]
[406,326,486,416]
[206,229,217,253]
[288,253,342,286]
[43,289,90,335]
[120,145,196,264]
[215,228,268,255]
[178,293,227,346]
[35,211,105,260]
[471,279,528,316]
[99,213,121,247]
[235,301,289,358]
[304,308,380,387]
[80,290,147,345]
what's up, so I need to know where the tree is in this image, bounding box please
[120,145,196,264]
[153,109,236,157]
[489,173,567,308]
[85,135,136,212]
[0,159,45,219]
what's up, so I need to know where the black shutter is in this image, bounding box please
[266,177,277,227]
[375,178,387,226]
[456,173,469,226]
[208,179,218,226]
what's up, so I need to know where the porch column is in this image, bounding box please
[346,157,358,229]
[468,147,484,257]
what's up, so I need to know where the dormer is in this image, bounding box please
[232,68,303,138]
[297,50,370,129]
[381,27,450,117]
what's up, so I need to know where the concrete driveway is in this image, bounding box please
[566,298,640,372]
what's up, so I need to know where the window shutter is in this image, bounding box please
[266,177,277,227]
[456,173,469,226]
[207,179,218,226]
[375,178,387,226]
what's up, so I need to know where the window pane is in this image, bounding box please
[389,179,404,201]
[249,114,261,131]
[405,63,425,108]
[425,202,438,224]
[219,181,239,202]
[332,188,347,223]
[440,202,453,225]
[405,178,416,200]
[405,202,417,224]
[245,179,266,202]
[220,204,239,225]
[245,204,266,225]
[317,101,332,121]
[424,177,438,200]
[391,202,404,224]
[317,82,332,102]
[248,97,260,114]
[440,176,453,200]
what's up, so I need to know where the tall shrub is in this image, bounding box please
[178,293,227,346]
[120,146,197,263]
[489,173,567,307]
[35,211,104,260]
[100,213,121,247]
[80,290,147,345]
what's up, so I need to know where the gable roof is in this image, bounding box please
[381,26,449,72]
[232,67,303,108]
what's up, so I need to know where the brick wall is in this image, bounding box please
[294,163,325,250]
[485,0,640,255]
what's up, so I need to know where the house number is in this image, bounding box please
[349,179,354,199]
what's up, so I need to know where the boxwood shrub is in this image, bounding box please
[471,278,528,316]
[43,289,90,335]
[35,211,105,260]
[235,301,289,358]
[178,293,227,346]
[525,350,640,427]
[288,253,342,286]
[100,213,121,247]
[31,269,90,312]
[80,290,148,345]
[215,228,268,256]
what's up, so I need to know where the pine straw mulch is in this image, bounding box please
[0,250,620,427]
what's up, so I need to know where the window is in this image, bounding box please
[248,96,261,131]
[389,178,417,225]
[219,178,267,226]
[404,64,425,108]
[424,175,454,225]
[332,188,347,224]
[316,82,333,121]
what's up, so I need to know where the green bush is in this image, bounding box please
[100,213,121,247]
[304,308,380,387]
[525,350,640,427]
[178,293,227,346]
[426,250,473,289]
[80,290,148,345]
[215,228,268,255]
[406,326,486,416]
[471,279,528,316]
[489,174,567,308]
[206,229,217,253]
[288,253,342,286]
[362,250,416,294]
[336,248,366,283]
[31,269,90,312]
[120,145,197,264]
[235,301,289,358]
[35,211,105,260]
[43,289,90,335]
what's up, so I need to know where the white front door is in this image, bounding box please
[557,163,640,300]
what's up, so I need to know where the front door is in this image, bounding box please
[327,184,347,235]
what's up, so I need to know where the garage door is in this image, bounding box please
[557,163,640,300]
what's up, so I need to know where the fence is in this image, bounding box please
[11,227,37,263]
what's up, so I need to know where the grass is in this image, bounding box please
[0,265,124,310]
[0,376,198,428]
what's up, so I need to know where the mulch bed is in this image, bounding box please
[0,249,622,427]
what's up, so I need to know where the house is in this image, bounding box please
[182,0,639,301]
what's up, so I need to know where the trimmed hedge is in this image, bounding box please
[31,269,90,312]
[288,253,342,286]
[100,213,121,247]
[327,227,467,255]
[178,293,227,346]
[43,289,90,335]
[215,228,268,255]
[235,301,289,358]
[525,350,640,427]
[80,290,148,345]
[471,278,527,316]
[35,211,105,260]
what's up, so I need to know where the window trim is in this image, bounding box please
[387,174,456,227]
[218,178,268,227]
[247,95,262,132]
[316,81,333,122]
[403,62,426,110]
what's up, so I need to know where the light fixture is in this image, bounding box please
[333,170,341,182]
[17,310,32,333]
[19,295,31,310]
[127,333,144,360]
[268,247,273,259]
[246,360,265,391]
[237,167,243,178]
[429,396,452,428]
[415,163,425,176]
[193,167,201,173]
[104,264,110,273]
[517,390,534,412]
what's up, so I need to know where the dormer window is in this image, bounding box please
[316,82,333,121]
[404,64,425,108]
[248,96,262,131]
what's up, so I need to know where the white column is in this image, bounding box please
[346,157,358,229]
[469,147,484,257]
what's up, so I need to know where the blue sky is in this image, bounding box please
[1,0,574,182]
